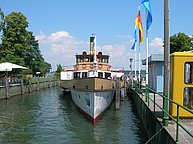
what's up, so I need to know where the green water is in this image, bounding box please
[0,87,148,144]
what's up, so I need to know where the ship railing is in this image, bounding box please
[132,81,193,143]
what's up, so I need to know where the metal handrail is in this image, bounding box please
[132,82,193,142]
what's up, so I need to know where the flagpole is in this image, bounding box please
[134,25,137,79]
[138,5,141,82]
[134,43,137,79]
[138,39,141,82]
[145,9,149,86]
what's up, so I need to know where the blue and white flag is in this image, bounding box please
[142,0,152,30]
[131,27,137,50]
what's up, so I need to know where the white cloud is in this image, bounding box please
[47,31,72,43]
[36,31,146,70]
[36,31,89,70]
[150,37,164,54]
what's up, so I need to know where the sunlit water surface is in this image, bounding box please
[0,87,148,144]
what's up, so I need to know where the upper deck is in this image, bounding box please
[74,51,111,71]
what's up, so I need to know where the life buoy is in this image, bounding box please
[82,64,87,69]
[98,64,102,69]
[89,65,94,69]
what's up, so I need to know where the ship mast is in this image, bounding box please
[90,33,97,76]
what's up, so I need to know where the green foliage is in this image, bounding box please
[0,54,25,65]
[56,64,63,73]
[0,8,4,32]
[24,31,51,75]
[170,32,193,53]
[1,12,30,57]
[0,10,52,75]
[55,64,63,78]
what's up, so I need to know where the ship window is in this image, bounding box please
[85,97,90,107]
[98,58,102,63]
[105,72,111,79]
[184,62,193,84]
[183,87,193,110]
[98,72,103,78]
[90,56,94,62]
[104,58,108,63]
[74,72,81,79]
[84,58,89,62]
[82,72,87,78]
[76,58,80,63]
[80,58,84,62]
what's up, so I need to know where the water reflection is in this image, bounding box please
[59,92,148,144]
[0,87,147,144]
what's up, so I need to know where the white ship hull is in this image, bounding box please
[71,89,115,124]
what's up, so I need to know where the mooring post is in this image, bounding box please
[54,77,56,86]
[28,78,32,93]
[44,78,46,88]
[49,77,51,88]
[5,76,10,99]
[124,76,127,99]
[37,78,40,91]
[21,78,24,95]
[116,77,120,109]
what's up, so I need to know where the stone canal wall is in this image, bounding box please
[0,79,60,99]
[129,90,176,144]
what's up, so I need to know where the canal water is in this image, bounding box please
[0,87,148,144]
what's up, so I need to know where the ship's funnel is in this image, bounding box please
[90,36,95,54]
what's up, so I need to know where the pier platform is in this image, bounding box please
[131,86,193,143]
[147,93,193,143]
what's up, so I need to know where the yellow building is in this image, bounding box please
[170,52,193,117]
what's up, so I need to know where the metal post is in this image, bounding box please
[129,58,133,75]
[154,93,156,113]
[163,0,170,126]
[5,76,9,99]
[145,85,148,102]
[145,9,149,87]
[148,89,150,106]
[116,77,120,109]
[176,105,179,142]
[21,78,24,95]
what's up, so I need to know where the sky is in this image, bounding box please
[1,0,193,71]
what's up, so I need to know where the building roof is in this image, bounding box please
[142,54,164,65]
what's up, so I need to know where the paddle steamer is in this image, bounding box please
[61,34,124,124]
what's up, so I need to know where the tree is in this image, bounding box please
[24,31,51,75]
[56,64,63,73]
[0,8,4,32]
[0,11,51,75]
[55,64,63,78]
[170,32,193,53]
[0,12,30,58]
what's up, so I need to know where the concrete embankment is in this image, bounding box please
[128,89,176,144]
